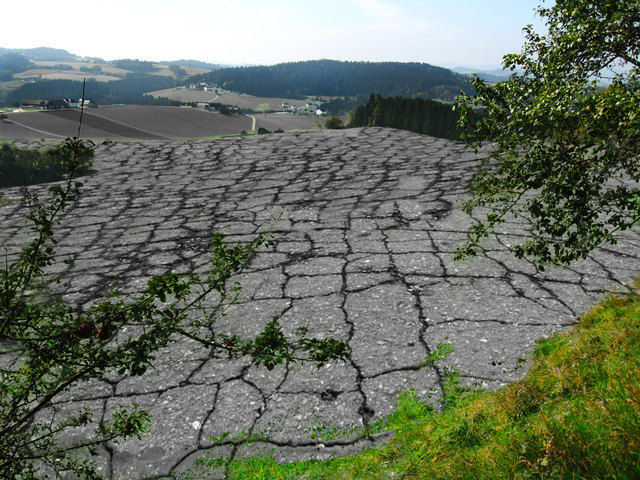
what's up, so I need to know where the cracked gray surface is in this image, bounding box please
[1,127,639,479]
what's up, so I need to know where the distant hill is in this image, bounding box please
[159,59,223,71]
[450,66,512,83]
[0,49,212,107]
[187,59,474,101]
[1,51,478,107]
[5,76,174,107]
[0,47,77,62]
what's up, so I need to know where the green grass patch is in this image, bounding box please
[0,197,18,206]
[180,281,640,479]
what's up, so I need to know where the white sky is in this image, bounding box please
[2,0,547,68]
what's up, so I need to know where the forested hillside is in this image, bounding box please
[159,59,223,70]
[0,47,76,62]
[5,76,173,106]
[0,48,202,106]
[347,94,480,140]
[188,60,473,100]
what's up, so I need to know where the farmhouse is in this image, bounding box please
[22,99,68,109]
[191,82,214,91]
[21,98,95,109]
[196,102,216,110]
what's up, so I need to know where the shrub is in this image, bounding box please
[324,115,344,129]
[0,143,93,188]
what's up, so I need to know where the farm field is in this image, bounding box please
[148,87,313,111]
[13,61,210,83]
[0,106,338,141]
[255,112,332,131]
[13,69,122,82]
[0,105,253,140]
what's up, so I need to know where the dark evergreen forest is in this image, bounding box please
[5,75,173,106]
[347,94,481,140]
[319,96,369,114]
[188,60,473,100]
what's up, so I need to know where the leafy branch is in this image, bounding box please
[0,136,350,479]
[454,0,640,268]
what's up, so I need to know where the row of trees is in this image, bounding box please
[347,94,471,141]
[319,95,368,115]
[188,60,474,101]
[110,59,156,72]
[79,65,103,74]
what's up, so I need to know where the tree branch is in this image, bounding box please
[0,364,94,439]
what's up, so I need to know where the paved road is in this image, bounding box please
[1,128,639,479]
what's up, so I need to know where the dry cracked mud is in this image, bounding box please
[1,128,639,479]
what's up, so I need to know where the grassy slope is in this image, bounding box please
[184,281,640,479]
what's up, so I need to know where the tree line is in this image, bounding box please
[0,143,92,188]
[347,94,479,141]
[4,75,173,106]
[319,95,369,115]
[188,60,474,101]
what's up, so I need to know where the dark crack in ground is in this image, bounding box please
[1,128,639,479]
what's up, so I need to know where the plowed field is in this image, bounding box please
[0,106,253,140]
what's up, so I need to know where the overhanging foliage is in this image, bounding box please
[455,0,640,267]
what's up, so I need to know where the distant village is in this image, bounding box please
[190,82,325,115]
[19,98,97,109]
[14,82,325,116]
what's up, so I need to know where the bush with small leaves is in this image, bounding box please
[324,115,344,129]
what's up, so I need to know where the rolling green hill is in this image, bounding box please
[4,76,174,107]
[0,48,213,107]
[0,47,76,62]
[187,59,474,101]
